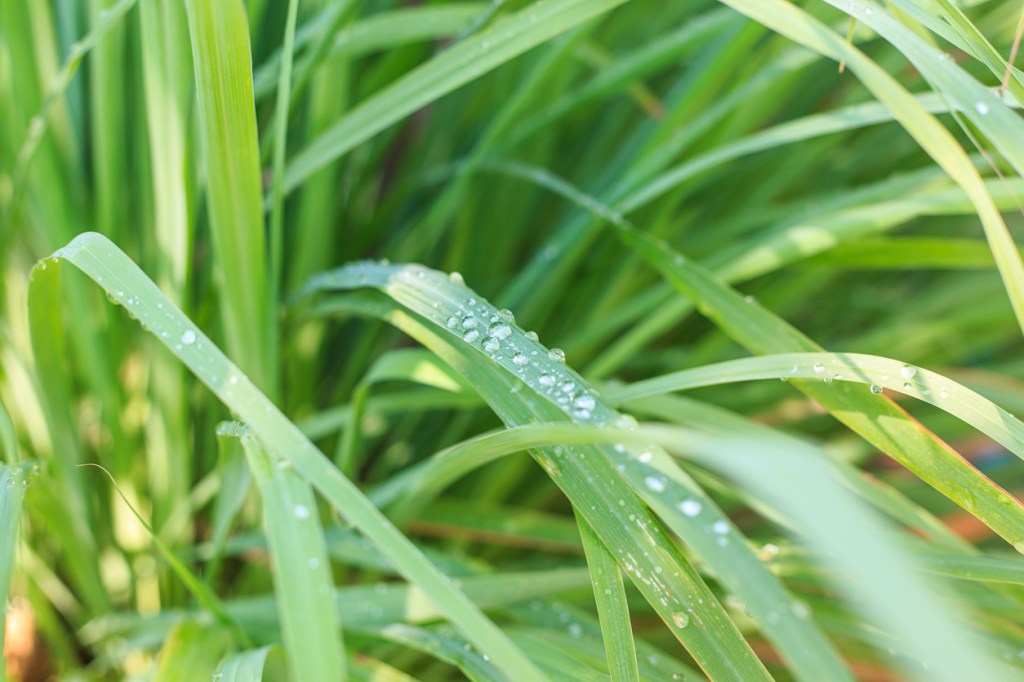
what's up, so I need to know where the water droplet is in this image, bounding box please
[791,600,811,619]
[672,611,690,629]
[229,375,239,385]
[899,365,917,380]
[679,499,702,517]
[574,393,596,411]
[463,329,480,343]
[449,271,464,285]
[567,622,582,637]
[548,348,566,363]
[294,504,311,520]
[940,390,949,399]
[446,315,459,329]
[636,450,652,463]
[538,373,555,387]
[869,384,883,394]
[462,315,478,329]
[525,331,539,342]
[812,362,825,374]
[180,329,197,345]
[512,351,529,365]
[644,476,666,493]
[975,101,990,116]
[497,308,515,322]
[308,557,320,569]
[712,520,729,535]
[483,338,500,353]
[488,322,512,340]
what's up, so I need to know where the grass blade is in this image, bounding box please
[30,233,547,681]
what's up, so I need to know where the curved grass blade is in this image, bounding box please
[29,234,546,681]
[612,351,1024,475]
[233,424,346,681]
[303,263,854,681]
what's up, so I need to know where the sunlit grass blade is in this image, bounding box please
[233,423,346,681]
[30,233,547,681]
[184,0,273,393]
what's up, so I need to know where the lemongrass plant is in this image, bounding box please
[3,0,1024,680]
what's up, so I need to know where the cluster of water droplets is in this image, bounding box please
[427,270,620,425]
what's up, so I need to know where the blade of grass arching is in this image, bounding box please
[215,645,285,682]
[232,424,346,682]
[305,267,853,682]
[183,0,273,395]
[78,463,249,643]
[614,221,1024,547]
[613,351,1024,473]
[716,0,1024,336]
[33,235,546,682]
[650,427,1014,682]
[0,463,31,682]
[282,0,636,195]
[251,3,488,99]
[577,519,638,682]
[152,622,232,682]
[266,0,299,373]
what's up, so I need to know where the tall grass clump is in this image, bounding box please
[3,0,1024,679]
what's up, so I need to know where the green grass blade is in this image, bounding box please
[184,0,273,394]
[235,424,346,682]
[30,233,548,682]
[578,519,638,682]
